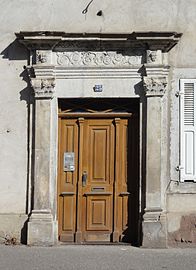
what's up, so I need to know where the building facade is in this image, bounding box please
[0,0,196,247]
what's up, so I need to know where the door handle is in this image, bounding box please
[82,171,87,187]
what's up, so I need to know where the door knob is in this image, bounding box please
[82,171,87,187]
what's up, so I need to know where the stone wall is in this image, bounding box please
[167,183,196,247]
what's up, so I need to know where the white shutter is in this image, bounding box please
[180,79,196,182]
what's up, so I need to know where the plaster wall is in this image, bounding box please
[167,68,196,246]
[0,0,196,244]
[166,186,196,247]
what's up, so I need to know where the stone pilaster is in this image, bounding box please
[27,62,58,246]
[142,67,168,248]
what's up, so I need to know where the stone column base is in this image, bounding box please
[27,209,58,246]
[142,209,167,248]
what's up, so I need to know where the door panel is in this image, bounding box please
[86,195,111,231]
[58,119,78,241]
[58,117,131,243]
[91,129,107,181]
[62,195,74,231]
[85,120,114,186]
[82,119,114,241]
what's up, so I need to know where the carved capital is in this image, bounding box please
[31,78,55,99]
[143,77,167,97]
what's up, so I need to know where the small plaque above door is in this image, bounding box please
[64,152,75,172]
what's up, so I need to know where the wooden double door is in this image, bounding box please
[58,116,131,243]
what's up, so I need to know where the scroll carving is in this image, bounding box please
[56,51,142,67]
[143,77,167,96]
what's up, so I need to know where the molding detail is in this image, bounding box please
[29,209,53,222]
[143,77,167,96]
[56,51,142,67]
[143,208,163,222]
[31,78,55,98]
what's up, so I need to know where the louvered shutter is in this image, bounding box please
[180,79,196,182]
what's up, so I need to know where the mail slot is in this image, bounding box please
[64,152,75,172]
[91,187,105,192]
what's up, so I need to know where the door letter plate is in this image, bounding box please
[64,152,75,172]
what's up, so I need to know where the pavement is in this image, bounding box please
[0,244,195,270]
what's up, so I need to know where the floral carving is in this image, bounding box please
[143,77,167,96]
[82,52,96,65]
[56,51,142,67]
[57,53,69,66]
[102,53,112,65]
[31,78,55,98]
[71,52,81,65]
[112,53,123,64]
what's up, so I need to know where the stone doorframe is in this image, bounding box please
[16,32,181,247]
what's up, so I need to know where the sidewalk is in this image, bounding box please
[0,244,195,270]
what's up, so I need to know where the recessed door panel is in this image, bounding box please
[85,120,114,188]
[91,129,107,181]
[62,195,75,231]
[86,195,112,231]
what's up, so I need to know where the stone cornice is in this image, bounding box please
[16,31,182,52]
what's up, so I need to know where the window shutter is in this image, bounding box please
[180,79,196,182]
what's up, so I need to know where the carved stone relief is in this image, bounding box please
[146,50,162,64]
[36,50,52,65]
[56,51,142,67]
[143,77,167,96]
[31,78,55,98]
